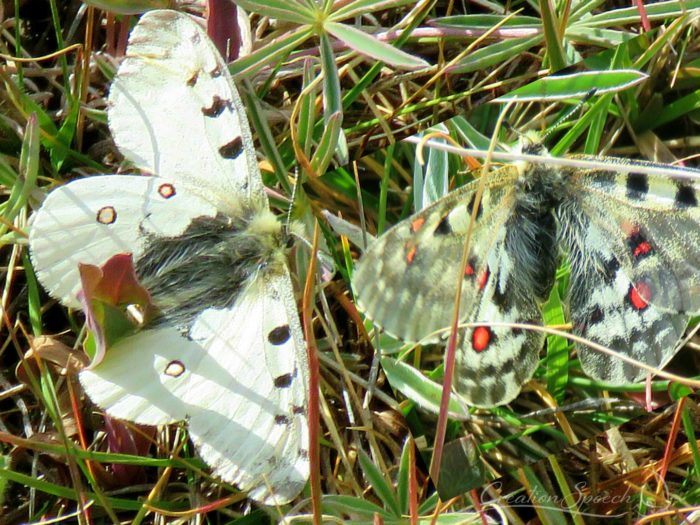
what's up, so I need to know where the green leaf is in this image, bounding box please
[332,0,418,20]
[321,494,393,519]
[669,382,693,400]
[414,124,449,210]
[681,402,700,482]
[447,35,541,74]
[580,0,700,27]
[310,111,343,175]
[235,0,315,24]
[540,0,567,71]
[432,14,542,29]
[51,96,81,170]
[542,285,569,402]
[231,28,313,77]
[397,438,411,514]
[325,22,429,70]
[298,59,318,157]
[495,69,648,101]
[380,357,470,418]
[82,0,170,14]
[435,436,486,499]
[521,466,568,525]
[358,449,401,517]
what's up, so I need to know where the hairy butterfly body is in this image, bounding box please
[29,10,309,504]
[353,133,700,407]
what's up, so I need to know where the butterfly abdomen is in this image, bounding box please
[506,163,566,303]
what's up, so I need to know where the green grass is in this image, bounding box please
[2,1,700,523]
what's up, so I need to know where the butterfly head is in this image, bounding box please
[246,208,293,266]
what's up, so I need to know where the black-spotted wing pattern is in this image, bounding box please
[353,141,700,407]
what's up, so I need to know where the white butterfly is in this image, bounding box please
[28,10,309,505]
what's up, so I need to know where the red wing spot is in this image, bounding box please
[628,282,651,311]
[405,242,418,265]
[96,206,116,225]
[464,263,475,277]
[410,217,425,233]
[472,326,493,352]
[627,227,653,259]
[477,268,490,290]
[158,183,176,199]
[633,241,652,258]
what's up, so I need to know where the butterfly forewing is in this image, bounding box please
[566,163,700,314]
[353,172,519,344]
[109,10,265,214]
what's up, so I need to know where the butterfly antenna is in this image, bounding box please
[285,167,300,236]
[542,88,597,141]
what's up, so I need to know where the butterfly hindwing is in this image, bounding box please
[109,10,265,213]
[28,175,217,308]
[453,222,548,407]
[79,268,308,505]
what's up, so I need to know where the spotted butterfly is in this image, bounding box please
[353,130,700,407]
[28,10,309,504]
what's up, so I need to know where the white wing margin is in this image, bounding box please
[109,10,266,215]
[80,268,309,505]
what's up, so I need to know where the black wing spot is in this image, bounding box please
[602,257,620,285]
[467,193,483,219]
[626,173,649,200]
[492,283,511,312]
[268,325,291,346]
[186,71,199,87]
[434,215,452,235]
[210,66,223,78]
[675,183,698,208]
[589,306,604,325]
[275,414,291,425]
[219,137,243,159]
[274,372,294,388]
[202,96,231,118]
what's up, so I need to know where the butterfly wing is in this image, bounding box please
[353,174,518,343]
[108,10,265,214]
[80,268,309,504]
[354,170,553,406]
[452,219,550,407]
[566,160,700,314]
[560,163,700,382]
[28,175,217,308]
